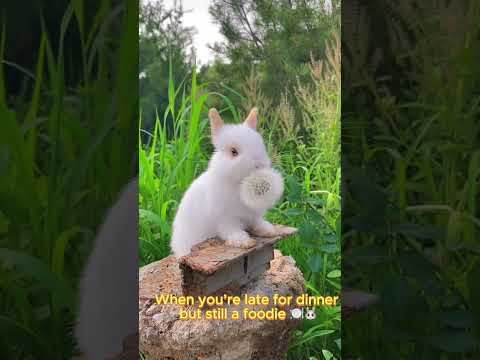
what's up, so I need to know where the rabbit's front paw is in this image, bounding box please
[239,237,257,248]
[225,231,257,249]
[274,224,298,236]
[249,220,277,238]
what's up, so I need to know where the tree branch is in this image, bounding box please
[237,2,265,49]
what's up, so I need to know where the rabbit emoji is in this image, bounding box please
[305,307,317,320]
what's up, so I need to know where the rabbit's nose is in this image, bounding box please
[255,161,267,169]
[255,158,271,169]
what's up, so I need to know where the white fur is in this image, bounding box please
[170,111,277,258]
[75,178,138,359]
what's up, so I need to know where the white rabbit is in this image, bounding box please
[171,108,282,258]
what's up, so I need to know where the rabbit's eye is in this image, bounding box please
[231,147,239,157]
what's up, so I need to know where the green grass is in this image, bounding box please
[0,2,137,359]
[139,40,341,359]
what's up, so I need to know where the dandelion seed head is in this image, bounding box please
[240,168,284,210]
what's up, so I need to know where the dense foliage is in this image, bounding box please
[140,0,195,129]
[207,0,340,105]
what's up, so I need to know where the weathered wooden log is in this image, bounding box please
[178,224,297,296]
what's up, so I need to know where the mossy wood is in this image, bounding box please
[178,225,297,296]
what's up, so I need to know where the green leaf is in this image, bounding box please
[307,254,323,272]
[397,253,443,296]
[306,208,323,221]
[327,269,341,278]
[445,211,465,250]
[320,243,338,253]
[381,275,429,336]
[438,311,474,329]
[284,208,303,217]
[324,233,338,243]
[428,331,477,353]
[306,196,325,206]
[322,349,334,360]
[0,315,50,359]
[286,175,303,203]
[0,249,73,307]
[346,246,390,265]
[52,227,87,276]
[299,222,317,243]
[394,222,444,240]
[291,329,335,348]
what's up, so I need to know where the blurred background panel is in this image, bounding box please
[342,0,480,358]
[0,1,138,359]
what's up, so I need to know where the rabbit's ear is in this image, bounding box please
[208,108,224,139]
[244,107,258,129]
